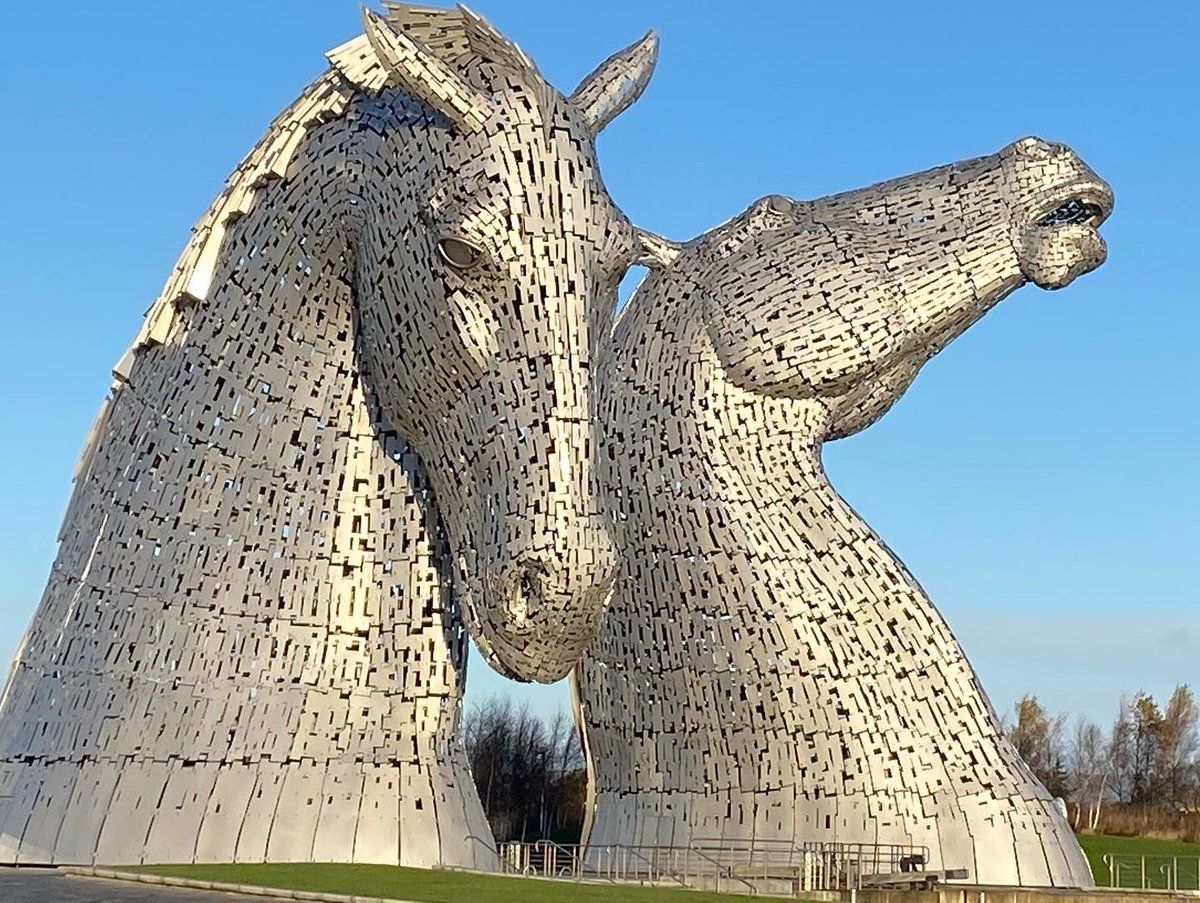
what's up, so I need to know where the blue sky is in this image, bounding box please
[0,1,1196,733]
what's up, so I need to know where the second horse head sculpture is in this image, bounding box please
[577,137,1112,886]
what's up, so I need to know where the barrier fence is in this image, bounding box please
[1101,854,1200,891]
[498,837,934,893]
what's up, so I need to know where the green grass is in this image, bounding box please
[119,837,1200,898]
[1077,833,1200,889]
[124,863,804,903]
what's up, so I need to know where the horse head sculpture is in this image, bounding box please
[699,136,1112,441]
[0,5,658,868]
[348,9,659,682]
[579,137,1111,885]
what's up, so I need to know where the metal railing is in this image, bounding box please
[500,839,583,879]
[687,837,932,891]
[1102,853,1200,891]
[500,841,699,887]
[498,837,931,893]
[588,843,693,888]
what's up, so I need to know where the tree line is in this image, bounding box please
[1007,684,1199,839]
[463,697,587,843]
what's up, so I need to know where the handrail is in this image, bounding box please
[595,842,690,887]
[498,837,941,892]
[1100,852,1200,891]
[461,833,500,871]
[532,838,582,878]
[685,843,756,894]
[1160,860,1175,891]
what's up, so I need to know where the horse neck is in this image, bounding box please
[4,117,468,763]
[667,383,1009,741]
[697,392,970,660]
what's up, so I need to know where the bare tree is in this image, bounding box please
[540,710,584,837]
[464,697,518,837]
[463,697,586,842]
[1067,717,1109,830]
[1109,693,1136,803]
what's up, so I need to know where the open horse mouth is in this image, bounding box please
[1037,197,1107,228]
[1019,180,1113,290]
[1034,182,1114,230]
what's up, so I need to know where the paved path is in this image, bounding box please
[0,869,264,902]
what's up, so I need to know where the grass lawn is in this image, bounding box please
[126,863,804,903]
[119,837,1200,898]
[1076,833,1200,889]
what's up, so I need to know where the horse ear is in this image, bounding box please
[635,229,682,269]
[569,30,659,135]
[361,7,493,134]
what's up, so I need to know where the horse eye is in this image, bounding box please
[437,236,483,270]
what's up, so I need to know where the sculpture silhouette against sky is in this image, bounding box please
[0,5,658,868]
[0,3,1114,887]
[577,138,1111,886]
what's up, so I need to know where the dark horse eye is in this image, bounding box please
[437,236,483,270]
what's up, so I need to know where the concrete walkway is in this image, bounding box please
[0,868,273,902]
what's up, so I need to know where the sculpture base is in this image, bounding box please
[0,758,495,869]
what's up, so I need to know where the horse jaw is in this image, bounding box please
[1017,221,1109,289]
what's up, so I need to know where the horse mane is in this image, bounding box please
[380,3,558,120]
[74,4,555,489]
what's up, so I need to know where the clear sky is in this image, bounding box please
[0,1,1196,734]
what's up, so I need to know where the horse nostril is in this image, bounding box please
[505,566,543,625]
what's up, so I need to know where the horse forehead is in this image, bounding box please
[461,167,627,247]
[480,96,598,161]
[483,132,600,186]
[432,107,628,248]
